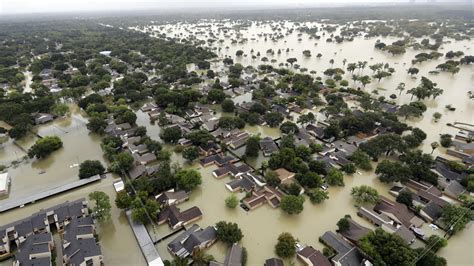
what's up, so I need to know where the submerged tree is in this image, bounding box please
[89,191,111,222]
[275,232,296,258]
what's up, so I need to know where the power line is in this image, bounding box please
[411,204,473,265]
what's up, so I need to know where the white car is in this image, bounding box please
[320,185,328,191]
[428,224,439,231]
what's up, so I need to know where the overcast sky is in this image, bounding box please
[0,0,465,14]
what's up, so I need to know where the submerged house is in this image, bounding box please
[297,246,331,266]
[1,198,89,258]
[210,243,244,266]
[34,113,55,125]
[167,224,217,258]
[157,205,202,230]
[13,232,54,266]
[242,186,284,210]
[155,189,189,206]
[225,172,266,193]
[222,131,250,150]
[357,207,415,244]
[265,258,284,266]
[274,168,296,185]
[320,231,368,266]
[338,218,371,245]
[374,197,424,228]
[213,163,252,179]
[200,154,237,167]
[259,137,279,156]
[61,217,103,266]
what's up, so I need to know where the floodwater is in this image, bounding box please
[0,177,146,266]
[152,164,401,265]
[0,105,105,204]
[0,19,471,265]
[136,21,473,265]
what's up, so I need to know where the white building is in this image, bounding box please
[0,172,10,196]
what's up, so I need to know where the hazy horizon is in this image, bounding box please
[1,0,471,15]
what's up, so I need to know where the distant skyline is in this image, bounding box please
[0,0,470,15]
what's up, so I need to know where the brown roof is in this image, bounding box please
[265,258,284,266]
[339,218,371,244]
[417,190,449,208]
[297,246,331,266]
[274,168,295,182]
[374,196,422,228]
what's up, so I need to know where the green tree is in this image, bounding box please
[337,217,350,232]
[221,99,235,112]
[440,134,452,148]
[441,204,473,235]
[275,232,296,258]
[341,163,356,174]
[110,152,134,174]
[182,146,199,162]
[280,121,299,134]
[208,88,226,103]
[87,116,107,134]
[245,135,260,157]
[160,126,182,143]
[115,191,133,209]
[131,198,160,224]
[225,194,239,209]
[79,160,105,179]
[280,195,305,214]
[175,169,202,191]
[265,170,281,187]
[326,168,344,186]
[186,130,214,146]
[359,229,416,265]
[27,136,63,159]
[296,172,322,189]
[117,110,137,125]
[348,150,373,171]
[89,191,111,222]
[51,103,70,116]
[375,160,410,183]
[425,235,448,253]
[306,188,329,204]
[396,191,413,208]
[351,185,380,205]
[415,250,447,266]
[264,112,284,127]
[215,221,243,244]
[431,142,439,154]
[192,249,215,266]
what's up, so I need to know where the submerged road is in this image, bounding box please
[0,174,101,212]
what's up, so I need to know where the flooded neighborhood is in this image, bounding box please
[1,1,473,266]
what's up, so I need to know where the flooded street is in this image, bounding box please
[153,164,396,265]
[143,21,474,159]
[136,21,473,265]
[0,17,472,266]
[1,105,105,203]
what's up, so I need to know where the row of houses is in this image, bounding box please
[104,115,161,180]
[0,199,103,265]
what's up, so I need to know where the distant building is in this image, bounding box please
[99,51,112,56]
